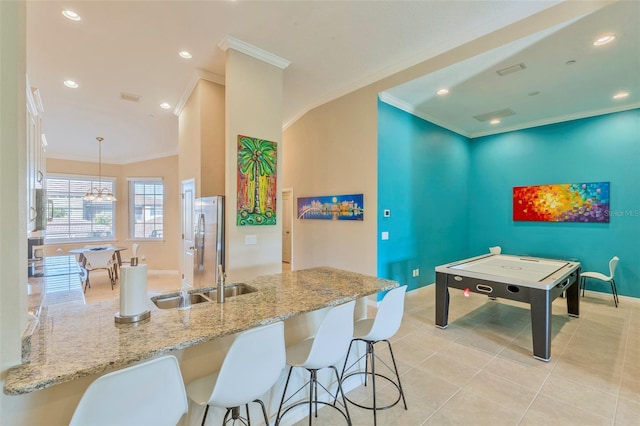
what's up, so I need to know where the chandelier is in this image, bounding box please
[83,137,117,201]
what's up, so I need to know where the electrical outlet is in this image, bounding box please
[381,231,389,240]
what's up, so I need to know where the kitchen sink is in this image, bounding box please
[200,283,258,299]
[151,283,257,309]
[151,292,211,309]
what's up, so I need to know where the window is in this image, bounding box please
[129,178,164,239]
[46,174,116,243]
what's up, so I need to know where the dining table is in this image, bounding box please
[68,246,128,280]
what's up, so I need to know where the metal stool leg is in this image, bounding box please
[340,338,407,425]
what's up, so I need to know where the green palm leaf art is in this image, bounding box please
[237,135,277,225]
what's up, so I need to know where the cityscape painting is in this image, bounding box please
[237,135,277,226]
[297,194,364,221]
[513,181,610,222]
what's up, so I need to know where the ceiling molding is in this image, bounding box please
[378,92,471,138]
[46,149,179,166]
[173,69,225,117]
[218,35,291,70]
[381,91,640,140]
[469,103,640,139]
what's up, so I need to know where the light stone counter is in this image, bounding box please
[4,267,397,395]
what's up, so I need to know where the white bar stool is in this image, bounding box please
[70,355,188,426]
[186,321,286,425]
[339,286,408,425]
[276,301,356,425]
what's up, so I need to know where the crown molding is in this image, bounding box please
[218,35,291,70]
[378,92,471,138]
[470,103,640,139]
[379,92,640,140]
[46,149,179,165]
[173,69,225,117]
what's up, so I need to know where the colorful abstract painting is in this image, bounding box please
[297,194,364,221]
[237,135,277,226]
[513,182,610,222]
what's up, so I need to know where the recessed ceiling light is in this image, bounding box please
[62,10,81,21]
[160,102,171,110]
[63,80,79,88]
[436,88,449,96]
[613,92,629,100]
[490,119,500,125]
[593,34,615,46]
[178,51,192,59]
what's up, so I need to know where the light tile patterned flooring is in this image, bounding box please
[85,271,639,425]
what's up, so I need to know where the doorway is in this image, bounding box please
[282,188,293,269]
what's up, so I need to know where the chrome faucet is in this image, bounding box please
[217,264,226,303]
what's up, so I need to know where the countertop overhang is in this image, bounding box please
[4,267,398,395]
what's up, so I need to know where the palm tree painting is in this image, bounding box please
[237,135,277,226]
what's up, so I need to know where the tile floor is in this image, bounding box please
[85,271,639,425]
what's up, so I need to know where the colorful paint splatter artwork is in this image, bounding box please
[237,135,277,226]
[513,182,609,222]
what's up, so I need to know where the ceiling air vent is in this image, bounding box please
[496,63,526,76]
[473,108,516,122]
[121,92,141,102]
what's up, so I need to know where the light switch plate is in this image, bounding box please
[245,235,257,245]
[383,209,391,217]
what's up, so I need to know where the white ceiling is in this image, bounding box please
[27,1,639,165]
[381,0,640,138]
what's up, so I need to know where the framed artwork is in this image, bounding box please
[513,182,610,222]
[297,194,364,221]
[237,135,277,226]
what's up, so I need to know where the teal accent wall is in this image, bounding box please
[378,103,640,298]
[469,109,640,298]
[377,100,470,292]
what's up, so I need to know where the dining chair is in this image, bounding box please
[81,248,116,292]
[580,256,620,307]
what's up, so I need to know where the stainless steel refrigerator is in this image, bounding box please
[193,196,225,288]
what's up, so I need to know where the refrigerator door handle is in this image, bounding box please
[196,213,205,270]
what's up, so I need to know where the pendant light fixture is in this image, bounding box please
[83,137,117,201]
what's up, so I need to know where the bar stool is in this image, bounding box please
[276,301,356,425]
[70,355,188,426]
[340,286,408,425]
[186,321,286,425]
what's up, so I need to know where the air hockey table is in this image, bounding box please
[435,254,581,361]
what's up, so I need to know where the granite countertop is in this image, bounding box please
[4,267,397,395]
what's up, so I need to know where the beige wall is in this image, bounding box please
[45,156,180,272]
[199,80,226,197]
[282,89,379,275]
[224,49,284,281]
[1,0,27,375]
[178,79,225,197]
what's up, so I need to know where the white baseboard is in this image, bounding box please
[147,269,179,275]
[581,288,638,304]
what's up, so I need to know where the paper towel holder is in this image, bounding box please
[114,310,150,324]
